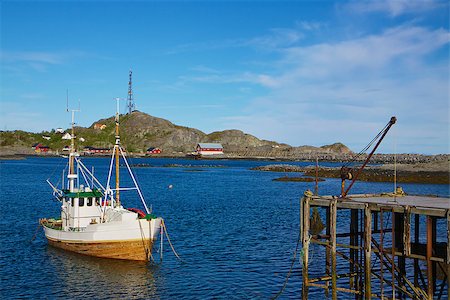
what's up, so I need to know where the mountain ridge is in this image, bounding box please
[0,110,353,157]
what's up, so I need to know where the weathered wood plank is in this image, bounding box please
[364,204,372,299]
[302,192,311,299]
[48,238,154,261]
[330,198,337,300]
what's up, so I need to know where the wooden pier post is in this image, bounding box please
[302,192,311,299]
[431,216,437,294]
[364,204,372,299]
[447,210,450,299]
[403,207,411,257]
[350,208,359,297]
[326,206,331,297]
[426,215,433,298]
[379,209,384,298]
[395,212,406,299]
[330,198,338,300]
[414,214,419,288]
[391,210,396,299]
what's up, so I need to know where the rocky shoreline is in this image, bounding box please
[2,151,448,164]
[251,161,449,185]
[1,150,448,185]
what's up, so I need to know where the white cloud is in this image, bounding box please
[219,25,449,154]
[168,25,306,55]
[343,0,446,17]
[0,50,88,73]
[276,26,450,82]
[297,21,324,31]
[248,28,304,49]
[1,51,65,64]
[19,93,46,100]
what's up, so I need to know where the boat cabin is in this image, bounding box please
[61,187,103,230]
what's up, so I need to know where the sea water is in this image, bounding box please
[0,157,448,299]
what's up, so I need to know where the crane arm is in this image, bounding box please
[341,116,396,198]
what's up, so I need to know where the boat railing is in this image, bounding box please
[67,227,87,232]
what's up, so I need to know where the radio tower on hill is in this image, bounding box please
[127,69,135,114]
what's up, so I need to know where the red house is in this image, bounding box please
[32,143,50,153]
[196,143,223,156]
[83,146,111,155]
[146,147,162,155]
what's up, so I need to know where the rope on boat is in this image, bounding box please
[47,156,68,189]
[30,222,42,242]
[137,219,154,262]
[161,220,182,261]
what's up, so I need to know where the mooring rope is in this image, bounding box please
[30,222,42,242]
[161,220,182,261]
[138,218,153,262]
[271,230,306,299]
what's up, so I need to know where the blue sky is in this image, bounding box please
[1,0,449,154]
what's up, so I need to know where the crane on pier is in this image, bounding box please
[340,116,397,198]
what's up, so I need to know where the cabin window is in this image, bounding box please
[87,197,93,206]
[79,198,84,207]
[71,199,74,207]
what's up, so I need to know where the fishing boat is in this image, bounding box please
[41,100,163,261]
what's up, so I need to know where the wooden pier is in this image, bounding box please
[301,190,450,299]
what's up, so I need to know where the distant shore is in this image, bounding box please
[1,151,449,164]
[251,161,449,185]
[2,152,448,185]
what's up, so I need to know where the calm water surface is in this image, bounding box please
[0,157,448,299]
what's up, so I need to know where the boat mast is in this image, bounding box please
[67,96,80,192]
[104,96,151,214]
[115,97,121,207]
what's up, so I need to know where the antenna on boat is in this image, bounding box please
[66,89,69,112]
[114,97,121,206]
[66,93,81,192]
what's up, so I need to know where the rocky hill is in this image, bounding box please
[1,110,354,157]
[320,143,353,154]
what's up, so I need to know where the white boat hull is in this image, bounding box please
[43,217,162,261]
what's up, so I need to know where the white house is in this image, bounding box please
[196,143,224,156]
[55,128,64,134]
[62,133,72,140]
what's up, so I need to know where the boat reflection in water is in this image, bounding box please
[46,245,160,298]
